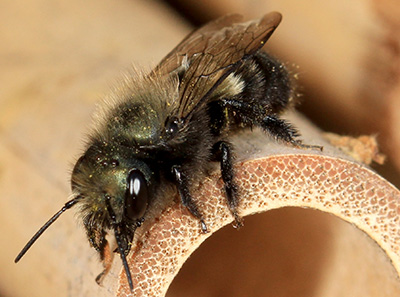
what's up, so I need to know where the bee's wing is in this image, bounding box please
[153,12,282,120]
[153,14,243,76]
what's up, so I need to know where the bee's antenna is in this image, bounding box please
[104,196,134,292]
[15,197,81,263]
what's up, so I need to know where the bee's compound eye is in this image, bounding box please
[124,170,148,221]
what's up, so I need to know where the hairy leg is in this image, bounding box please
[172,165,208,233]
[212,141,243,228]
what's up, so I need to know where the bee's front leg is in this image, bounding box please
[95,239,114,286]
[172,165,208,233]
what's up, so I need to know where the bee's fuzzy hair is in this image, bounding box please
[87,66,180,145]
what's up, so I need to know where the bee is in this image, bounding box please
[15,12,320,291]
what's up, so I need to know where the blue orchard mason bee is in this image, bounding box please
[15,12,321,290]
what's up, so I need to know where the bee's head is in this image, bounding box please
[15,141,153,291]
[70,141,154,290]
[71,141,154,245]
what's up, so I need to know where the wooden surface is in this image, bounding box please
[117,116,400,297]
[1,0,400,296]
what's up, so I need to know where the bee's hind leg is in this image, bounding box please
[221,98,322,151]
[261,115,323,151]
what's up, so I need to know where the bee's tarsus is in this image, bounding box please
[105,196,134,292]
[200,220,209,233]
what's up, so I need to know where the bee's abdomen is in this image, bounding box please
[235,51,292,114]
[207,51,293,136]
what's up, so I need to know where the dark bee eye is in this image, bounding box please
[124,170,148,221]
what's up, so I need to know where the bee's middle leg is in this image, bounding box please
[212,141,243,228]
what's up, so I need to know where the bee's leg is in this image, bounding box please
[172,165,208,233]
[95,239,114,286]
[212,141,243,228]
[85,223,115,286]
[261,115,323,150]
[222,99,322,150]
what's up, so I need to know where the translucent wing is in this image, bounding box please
[153,14,243,76]
[153,12,282,121]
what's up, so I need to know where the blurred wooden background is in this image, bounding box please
[1,0,400,296]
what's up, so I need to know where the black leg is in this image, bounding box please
[212,141,243,228]
[220,98,322,151]
[262,115,322,150]
[172,165,208,233]
[104,196,134,292]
